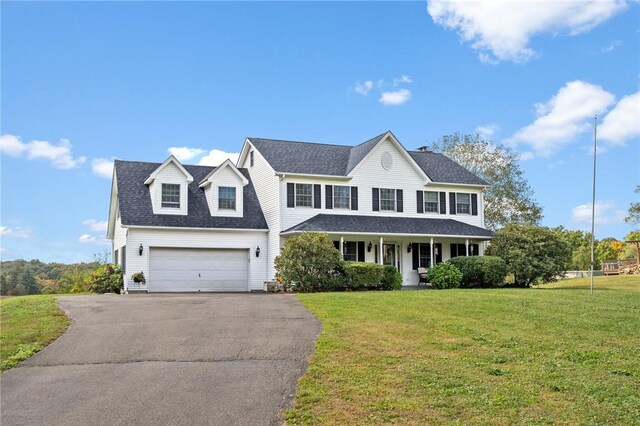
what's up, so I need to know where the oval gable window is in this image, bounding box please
[381,151,393,170]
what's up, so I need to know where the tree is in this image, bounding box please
[429,133,543,229]
[274,232,342,292]
[595,238,623,263]
[625,186,640,224]
[486,224,571,287]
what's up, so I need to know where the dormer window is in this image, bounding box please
[250,151,254,167]
[218,187,237,210]
[161,184,181,208]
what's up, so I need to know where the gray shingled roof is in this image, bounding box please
[247,132,488,185]
[282,214,493,238]
[408,151,488,186]
[114,160,268,230]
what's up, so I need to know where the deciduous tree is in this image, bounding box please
[429,133,543,229]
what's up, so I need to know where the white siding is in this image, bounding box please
[149,162,189,216]
[123,228,267,292]
[203,166,244,218]
[242,145,280,280]
[279,137,485,232]
[113,216,127,253]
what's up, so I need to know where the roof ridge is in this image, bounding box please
[115,159,215,169]
[351,131,389,148]
[248,137,352,149]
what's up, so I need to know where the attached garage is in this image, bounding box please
[149,247,249,292]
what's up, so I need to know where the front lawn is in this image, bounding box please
[288,275,640,424]
[0,295,70,371]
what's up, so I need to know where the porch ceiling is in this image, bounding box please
[281,214,493,239]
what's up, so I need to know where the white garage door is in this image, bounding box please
[149,248,249,292]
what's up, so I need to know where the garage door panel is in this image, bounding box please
[149,248,249,292]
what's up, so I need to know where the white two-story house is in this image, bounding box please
[108,131,492,292]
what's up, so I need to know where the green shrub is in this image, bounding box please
[447,256,507,288]
[342,262,383,290]
[486,224,571,287]
[275,232,342,292]
[89,264,123,294]
[427,263,463,289]
[381,265,403,290]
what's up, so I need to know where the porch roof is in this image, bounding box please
[281,214,493,239]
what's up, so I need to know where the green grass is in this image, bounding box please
[0,295,70,371]
[288,275,640,425]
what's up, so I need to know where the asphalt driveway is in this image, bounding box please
[0,294,321,426]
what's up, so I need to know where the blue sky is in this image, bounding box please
[1,1,639,263]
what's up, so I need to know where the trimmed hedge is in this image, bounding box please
[447,256,508,288]
[427,263,462,289]
[341,262,402,291]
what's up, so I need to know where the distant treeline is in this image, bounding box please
[0,259,101,296]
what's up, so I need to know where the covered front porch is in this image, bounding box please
[280,214,494,287]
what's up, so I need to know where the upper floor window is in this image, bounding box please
[380,188,396,211]
[456,193,471,214]
[424,191,439,213]
[250,151,254,167]
[161,183,180,208]
[334,186,350,209]
[218,186,236,210]
[295,183,312,207]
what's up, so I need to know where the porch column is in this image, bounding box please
[430,237,434,267]
[339,236,344,260]
[379,236,384,265]
[465,238,469,256]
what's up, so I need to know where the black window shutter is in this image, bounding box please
[372,188,380,211]
[412,243,419,270]
[416,191,423,213]
[471,194,478,216]
[357,241,365,262]
[449,192,456,215]
[287,183,295,208]
[313,184,321,209]
[351,187,358,211]
[396,189,403,212]
[450,243,457,258]
[439,192,447,214]
[333,241,340,250]
[374,245,378,263]
[435,243,442,263]
[471,244,479,256]
[325,185,333,209]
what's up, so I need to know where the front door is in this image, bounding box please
[383,243,399,271]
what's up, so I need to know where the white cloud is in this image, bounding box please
[198,149,240,167]
[91,158,114,179]
[78,234,110,246]
[379,88,412,106]
[82,219,108,233]
[506,80,615,157]
[571,202,626,226]
[0,226,32,239]
[476,124,499,139]
[427,0,628,63]
[354,80,374,95]
[602,40,621,53]
[393,75,412,86]
[0,247,8,255]
[0,135,86,169]
[168,146,206,162]
[0,134,27,156]
[598,91,640,146]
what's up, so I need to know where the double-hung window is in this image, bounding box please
[218,186,236,210]
[380,188,396,211]
[343,242,358,261]
[456,193,471,214]
[424,191,439,213]
[161,183,180,208]
[333,186,350,209]
[295,183,312,207]
[418,243,431,268]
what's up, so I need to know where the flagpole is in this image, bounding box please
[590,114,597,295]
